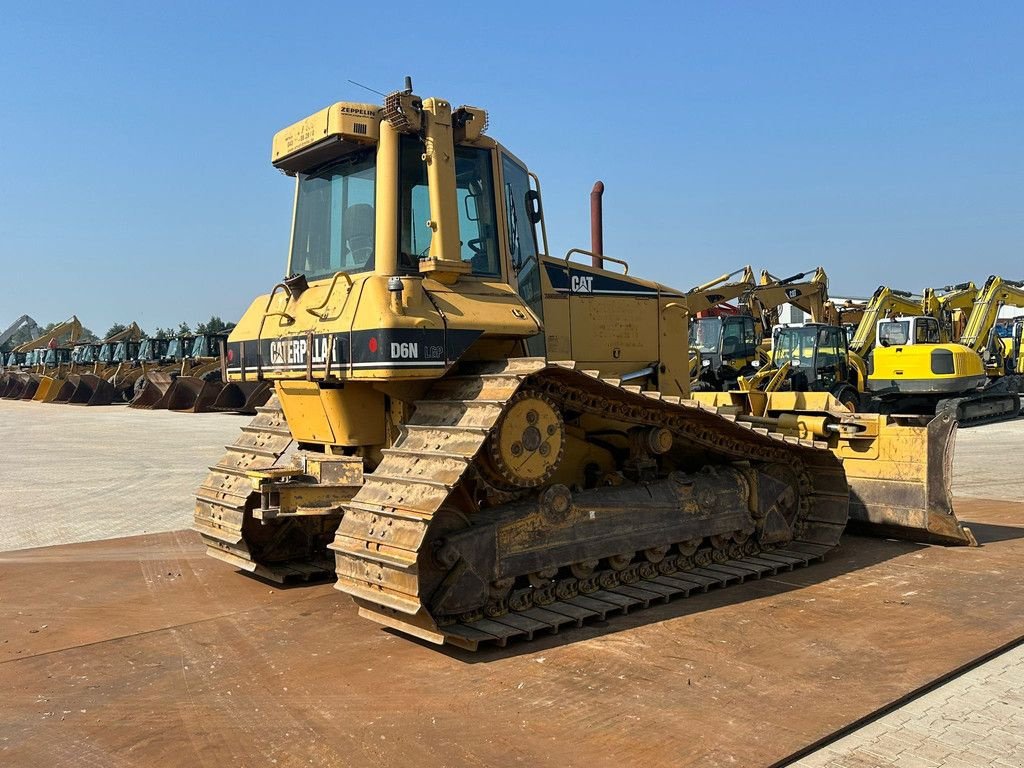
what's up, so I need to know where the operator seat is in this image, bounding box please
[343,203,375,269]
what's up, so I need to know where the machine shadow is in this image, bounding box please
[960,521,1024,544]
[404,534,927,664]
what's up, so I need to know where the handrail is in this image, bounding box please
[255,282,296,379]
[527,172,550,257]
[563,248,629,275]
[305,271,354,320]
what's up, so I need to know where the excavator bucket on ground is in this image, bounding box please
[691,391,974,546]
[0,374,29,399]
[63,373,117,406]
[129,372,176,409]
[164,374,224,413]
[211,381,272,414]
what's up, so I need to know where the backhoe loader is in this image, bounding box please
[194,82,967,649]
[689,267,833,391]
[0,317,82,400]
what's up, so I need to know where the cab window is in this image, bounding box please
[399,137,501,277]
[915,318,940,343]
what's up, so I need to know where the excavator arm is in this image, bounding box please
[750,267,831,328]
[958,276,1024,352]
[681,266,756,313]
[13,316,83,353]
[847,286,923,359]
[0,315,42,349]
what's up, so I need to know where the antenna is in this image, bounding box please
[347,79,387,97]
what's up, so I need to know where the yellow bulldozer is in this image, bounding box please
[194,81,970,650]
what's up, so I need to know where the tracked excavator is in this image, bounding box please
[869,275,1024,424]
[682,266,758,387]
[194,82,969,650]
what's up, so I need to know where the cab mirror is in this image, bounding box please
[526,190,543,224]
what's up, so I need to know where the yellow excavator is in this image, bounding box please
[869,275,1024,424]
[0,317,82,400]
[194,81,970,650]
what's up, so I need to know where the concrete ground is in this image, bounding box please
[789,418,1024,768]
[1,398,1022,767]
[0,399,247,551]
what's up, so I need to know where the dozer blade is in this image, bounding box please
[166,376,225,413]
[211,381,272,414]
[836,410,974,546]
[65,373,116,406]
[129,372,176,409]
[691,390,974,547]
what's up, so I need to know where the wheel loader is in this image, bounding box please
[43,323,143,405]
[195,81,967,649]
[129,335,194,408]
[0,317,82,400]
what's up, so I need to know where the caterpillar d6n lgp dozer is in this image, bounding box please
[195,82,966,650]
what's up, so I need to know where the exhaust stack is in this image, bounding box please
[590,181,604,269]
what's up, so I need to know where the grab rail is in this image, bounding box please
[563,248,629,275]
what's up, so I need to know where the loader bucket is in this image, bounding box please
[50,374,84,404]
[165,376,225,413]
[129,372,176,409]
[33,375,65,402]
[66,373,116,406]
[18,374,41,400]
[0,374,24,399]
[211,381,272,414]
[837,410,975,546]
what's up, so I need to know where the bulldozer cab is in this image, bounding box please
[772,324,851,393]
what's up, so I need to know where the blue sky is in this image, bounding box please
[1,2,1021,333]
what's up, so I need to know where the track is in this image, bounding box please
[331,358,850,649]
[193,396,341,581]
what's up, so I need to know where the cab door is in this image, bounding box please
[498,152,546,356]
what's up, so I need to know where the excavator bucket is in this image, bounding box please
[164,376,225,413]
[692,391,974,546]
[211,381,272,414]
[129,372,176,409]
[64,373,116,406]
